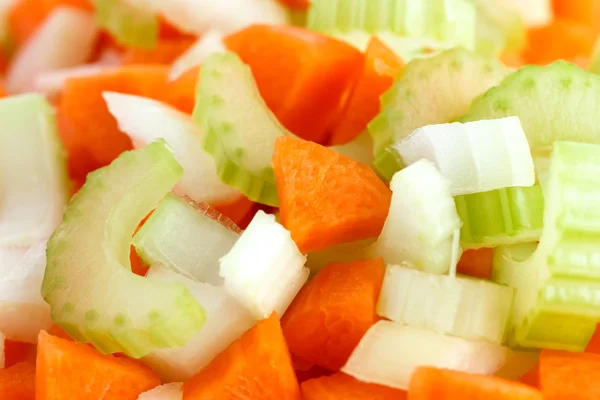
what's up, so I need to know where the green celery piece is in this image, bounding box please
[133,193,240,286]
[492,141,600,352]
[193,52,290,206]
[456,186,544,249]
[469,0,525,57]
[42,142,206,358]
[93,0,158,49]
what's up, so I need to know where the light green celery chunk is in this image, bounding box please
[469,0,525,56]
[193,52,290,206]
[377,264,514,344]
[368,47,508,180]
[456,186,544,249]
[42,142,206,358]
[93,0,158,49]
[133,193,240,286]
[329,131,375,170]
[492,141,600,352]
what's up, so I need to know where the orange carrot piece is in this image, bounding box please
[408,367,543,400]
[58,66,169,179]
[519,363,539,388]
[329,37,404,146]
[553,0,600,32]
[0,361,36,400]
[122,38,195,65]
[277,0,310,10]
[183,314,301,400]
[292,356,330,384]
[163,66,200,114]
[456,248,494,279]
[36,331,160,400]
[302,372,407,400]
[273,136,391,253]
[225,25,364,144]
[47,325,73,341]
[586,324,600,354]
[539,349,600,400]
[281,258,385,371]
[4,341,36,368]
[212,196,256,228]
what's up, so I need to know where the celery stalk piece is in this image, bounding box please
[133,194,240,286]
[493,141,600,351]
[170,31,226,80]
[329,131,375,170]
[377,264,514,344]
[6,7,98,94]
[138,383,183,400]
[0,94,69,247]
[193,52,291,206]
[0,242,52,342]
[43,142,206,358]
[370,159,462,274]
[393,117,535,196]
[144,267,255,382]
[104,92,241,205]
[342,321,508,390]
[456,186,544,249]
[93,0,158,49]
[469,0,525,56]
[220,211,309,319]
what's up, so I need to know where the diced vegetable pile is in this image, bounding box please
[4,0,600,399]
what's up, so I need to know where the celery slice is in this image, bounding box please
[342,321,507,390]
[393,117,535,196]
[329,132,375,169]
[193,52,290,206]
[220,211,309,319]
[377,264,513,344]
[498,0,551,28]
[93,0,158,50]
[370,159,462,274]
[493,141,600,351]
[133,194,239,286]
[0,94,69,246]
[469,0,525,56]
[457,186,544,249]
[42,142,206,358]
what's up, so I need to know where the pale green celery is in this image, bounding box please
[329,131,375,169]
[133,193,240,286]
[456,186,544,249]
[193,52,290,206]
[93,0,158,49]
[492,141,600,352]
[42,142,206,358]
[469,0,525,56]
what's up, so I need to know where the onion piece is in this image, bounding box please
[499,0,552,27]
[138,382,183,400]
[6,7,98,93]
[35,65,112,97]
[170,31,226,80]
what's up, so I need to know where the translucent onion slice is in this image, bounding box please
[6,7,98,93]
[392,117,535,196]
[370,159,462,274]
[220,211,309,319]
[137,383,183,400]
[104,92,241,204]
[341,320,508,390]
[93,0,158,49]
[144,267,255,382]
[170,31,226,80]
[498,0,552,28]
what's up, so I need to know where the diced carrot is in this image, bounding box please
[539,349,600,400]
[523,19,596,67]
[277,0,310,10]
[157,16,195,40]
[329,36,404,146]
[36,331,160,400]
[273,136,391,253]
[408,367,544,400]
[4,341,36,368]
[456,248,493,279]
[302,372,407,400]
[292,356,330,384]
[58,66,169,179]
[47,325,73,341]
[122,38,195,65]
[519,363,539,388]
[0,361,36,400]
[183,314,301,400]
[130,247,149,276]
[586,324,600,354]
[281,258,385,371]
[225,25,364,144]
[553,0,600,32]
[163,66,200,114]
[211,196,256,228]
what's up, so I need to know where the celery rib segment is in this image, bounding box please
[93,0,158,49]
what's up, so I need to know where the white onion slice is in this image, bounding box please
[6,7,98,93]
[170,31,226,80]
[220,211,309,319]
[342,321,508,390]
[499,0,552,27]
[393,117,535,196]
[103,92,241,204]
[35,65,112,96]
[138,382,183,400]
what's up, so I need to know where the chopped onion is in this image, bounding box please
[170,31,226,80]
[392,117,535,196]
[220,211,309,319]
[342,320,508,390]
[138,382,183,400]
[104,92,241,204]
[145,267,256,381]
[6,7,98,93]
[499,0,552,27]
[35,65,113,97]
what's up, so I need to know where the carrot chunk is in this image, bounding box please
[456,248,494,279]
[281,258,385,371]
[553,0,600,32]
[183,314,301,400]
[36,331,160,400]
[408,367,543,400]
[539,349,600,400]
[4,340,36,368]
[163,66,200,114]
[273,136,391,253]
[302,372,407,400]
[122,38,195,65]
[225,25,364,144]
[519,363,539,388]
[586,324,600,354]
[0,361,36,400]
[277,0,310,10]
